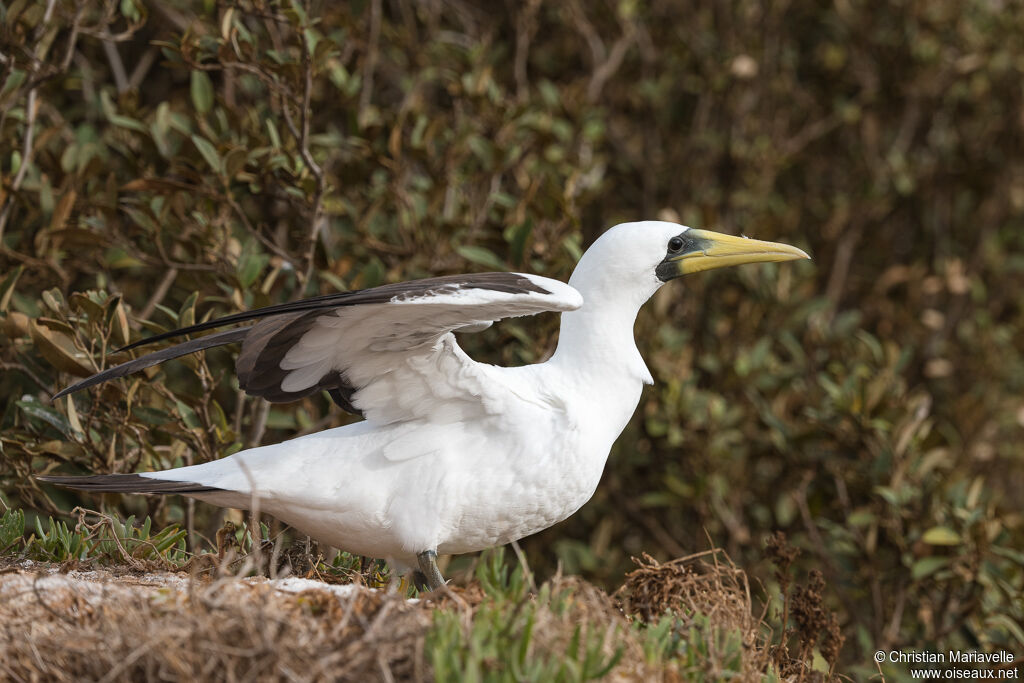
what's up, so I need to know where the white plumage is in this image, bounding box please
[44,221,809,586]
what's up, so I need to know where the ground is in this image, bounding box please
[0,544,833,682]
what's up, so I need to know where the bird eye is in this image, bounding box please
[668,236,685,253]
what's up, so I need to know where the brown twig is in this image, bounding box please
[246,399,270,448]
[102,40,128,93]
[0,361,52,395]
[566,0,637,103]
[612,489,689,557]
[134,268,179,328]
[225,193,301,271]
[794,473,840,576]
[0,53,44,242]
[127,45,160,90]
[513,0,541,103]
[586,23,636,103]
[185,57,299,104]
[358,0,382,124]
[566,0,606,66]
[276,28,326,289]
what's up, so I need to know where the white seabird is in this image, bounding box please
[41,221,809,589]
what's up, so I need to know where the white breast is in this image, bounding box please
[165,358,645,569]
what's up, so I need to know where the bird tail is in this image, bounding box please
[37,473,225,495]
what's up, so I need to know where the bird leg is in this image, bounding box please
[416,550,446,591]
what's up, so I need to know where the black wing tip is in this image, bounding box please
[36,473,224,495]
[114,338,149,353]
[52,327,251,401]
[112,334,176,354]
[51,375,116,402]
[51,381,93,402]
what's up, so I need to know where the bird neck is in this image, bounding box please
[544,274,658,458]
[549,270,660,388]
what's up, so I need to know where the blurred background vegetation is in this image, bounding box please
[1,0,1022,676]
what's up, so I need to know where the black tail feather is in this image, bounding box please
[37,473,223,495]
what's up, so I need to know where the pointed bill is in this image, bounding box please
[667,229,810,275]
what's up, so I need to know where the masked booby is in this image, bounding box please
[40,221,809,590]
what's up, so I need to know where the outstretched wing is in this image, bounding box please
[56,272,582,424]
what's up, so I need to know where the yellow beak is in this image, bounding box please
[666,228,810,276]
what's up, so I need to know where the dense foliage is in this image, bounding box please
[2,0,1022,677]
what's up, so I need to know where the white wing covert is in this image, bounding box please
[55,273,582,426]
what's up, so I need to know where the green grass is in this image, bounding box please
[1,507,187,566]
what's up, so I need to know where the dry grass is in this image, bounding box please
[0,560,640,682]
[616,549,775,680]
[613,546,844,682]
[617,549,757,628]
[0,549,805,682]
[0,561,432,682]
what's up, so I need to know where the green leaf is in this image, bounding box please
[847,509,876,527]
[153,527,187,553]
[991,546,1024,565]
[100,90,148,134]
[29,319,93,376]
[236,240,268,288]
[174,400,202,430]
[42,288,64,314]
[921,526,960,546]
[561,235,583,262]
[16,399,75,436]
[0,509,25,550]
[266,409,296,430]
[178,291,199,328]
[504,219,533,266]
[265,119,282,149]
[873,486,901,507]
[191,134,222,174]
[190,71,214,114]
[0,69,26,99]
[120,0,143,22]
[223,147,248,178]
[455,245,506,271]
[133,406,174,425]
[150,101,172,157]
[911,556,949,580]
[987,614,1024,648]
[109,113,149,134]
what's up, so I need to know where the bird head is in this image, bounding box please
[568,221,810,307]
[649,222,810,281]
[588,221,809,278]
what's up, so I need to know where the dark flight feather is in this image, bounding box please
[37,473,224,494]
[52,327,248,400]
[117,273,548,353]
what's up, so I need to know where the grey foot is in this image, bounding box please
[416,550,446,591]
